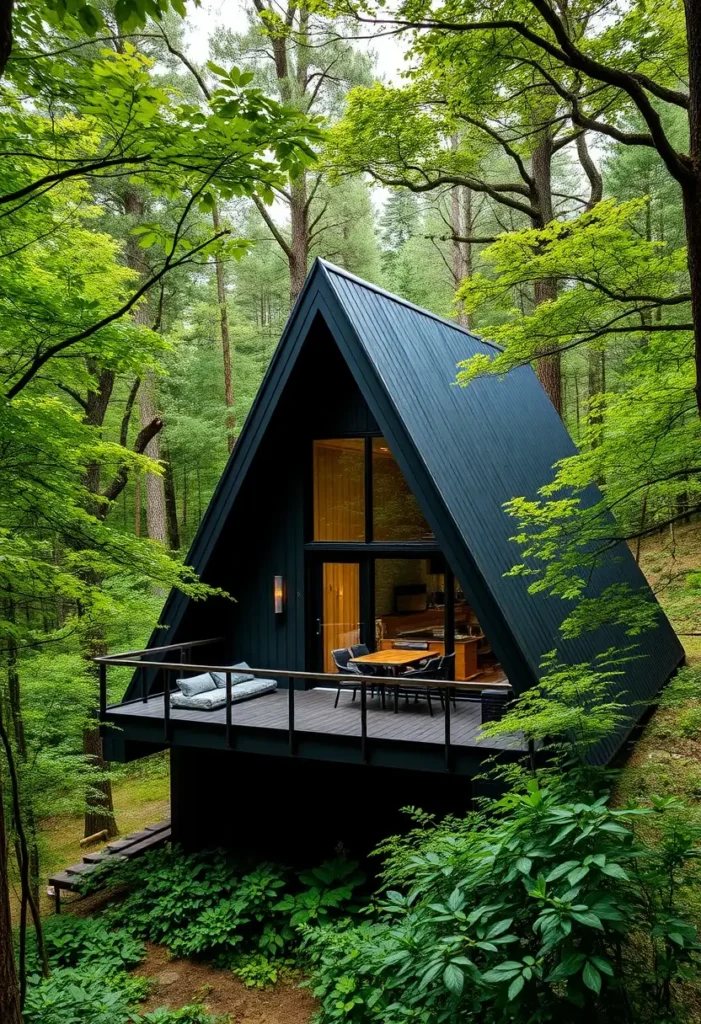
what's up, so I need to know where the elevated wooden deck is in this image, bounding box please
[104,686,527,775]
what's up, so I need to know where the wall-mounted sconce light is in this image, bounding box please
[273,575,285,615]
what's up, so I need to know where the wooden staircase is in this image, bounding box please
[48,818,171,913]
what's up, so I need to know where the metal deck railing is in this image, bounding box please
[96,638,513,772]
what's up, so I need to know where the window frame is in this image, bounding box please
[309,433,435,549]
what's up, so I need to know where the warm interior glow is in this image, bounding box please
[322,562,360,672]
[313,438,365,541]
[274,575,284,614]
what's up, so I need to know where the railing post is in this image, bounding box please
[288,680,295,756]
[444,684,451,772]
[98,662,107,733]
[164,668,171,742]
[226,671,232,748]
[360,681,367,764]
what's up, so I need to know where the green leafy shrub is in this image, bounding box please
[23,963,149,1024]
[137,1006,227,1023]
[231,952,296,988]
[276,859,365,928]
[95,845,365,962]
[305,770,701,1024]
[29,914,145,973]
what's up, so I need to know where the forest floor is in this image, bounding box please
[134,943,316,1023]
[621,522,701,802]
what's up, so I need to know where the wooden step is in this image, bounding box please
[144,818,171,833]
[117,828,171,857]
[65,862,94,876]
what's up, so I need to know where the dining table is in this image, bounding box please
[349,649,430,673]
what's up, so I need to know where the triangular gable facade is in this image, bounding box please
[127,259,683,764]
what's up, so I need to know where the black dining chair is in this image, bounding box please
[395,652,456,716]
[394,654,442,716]
[332,648,361,708]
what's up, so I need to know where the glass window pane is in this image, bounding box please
[313,439,365,541]
[372,438,433,541]
[373,558,488,681]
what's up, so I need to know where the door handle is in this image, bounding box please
[316,618,321,636]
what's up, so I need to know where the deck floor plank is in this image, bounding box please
[107,687,524,752]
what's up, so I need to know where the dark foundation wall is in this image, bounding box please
[170,747,472,864]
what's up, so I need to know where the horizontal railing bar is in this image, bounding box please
[95,656,511,692]
[98,637,222,662]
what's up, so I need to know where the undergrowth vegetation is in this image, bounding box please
[86,850,365,961]
[23,914,222,1024]
[304,768,701,1023]
[20,852,364,1023]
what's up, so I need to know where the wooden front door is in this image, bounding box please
[316,561,361,673]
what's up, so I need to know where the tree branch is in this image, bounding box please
[101,416,163,508]
[455,112,533,186]
[576,132,603,210]
[251,195,293,258]
[5,229,228,399]
[119,377,141,448]
[366,168,537,219]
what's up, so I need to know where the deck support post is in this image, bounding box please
[226,672,233,748]
[288,681,295,755]
[360,682,367,763]
[444,685,451,772]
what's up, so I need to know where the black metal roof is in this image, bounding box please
[130,258,684,764]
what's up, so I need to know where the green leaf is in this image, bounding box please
[567,865,590,885]
[600,862,629,880]
[571,911,604,930]
[582,961,602,994]
[443,962,464,996]
[508,975,525,1000]
[546,860,579,882]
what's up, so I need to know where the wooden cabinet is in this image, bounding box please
[378,638,478,680]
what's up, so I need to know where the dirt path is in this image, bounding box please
[137,943,317,1023]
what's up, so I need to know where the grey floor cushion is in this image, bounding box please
[175,672,216,697]
[210,661,255,688]
[171,678,277,711]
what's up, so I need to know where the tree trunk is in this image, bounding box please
[212,204,236,452]
[162,442,181,551]
[135,476,141,536]
[684,2,701,416]
[531,128,562,415]
[5,596,40,908]
[0,0,13,82]
[123,188,168,538]
[83,718,117,839]
[138,371,167,542]
[449,135,471,328]
[289,173,309,304]
[0,773,22,1024]
[587,347,606,444]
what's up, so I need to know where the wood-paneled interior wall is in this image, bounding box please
[322,562,360,673]
[313,440,365,541]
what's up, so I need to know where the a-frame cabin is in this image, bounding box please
[100,260,683,859]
